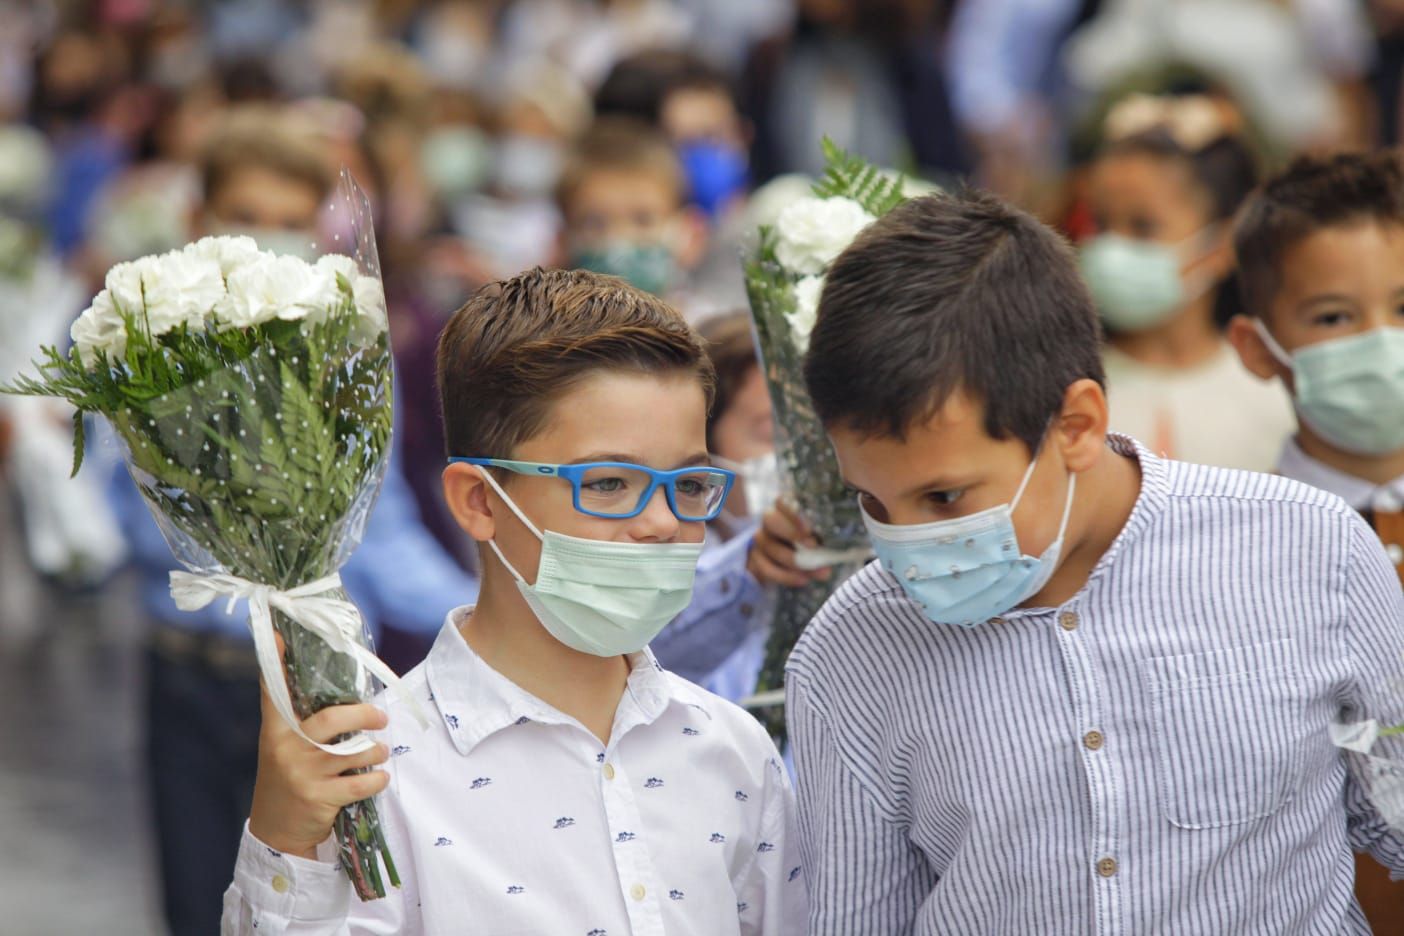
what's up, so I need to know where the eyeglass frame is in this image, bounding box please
[447,457,737,522]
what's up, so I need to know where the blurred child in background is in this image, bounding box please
[555,116,711,317]
[1229,146,1404,936]
[1080,92,1294,472]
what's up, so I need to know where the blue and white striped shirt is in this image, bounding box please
[786,435,1404,934]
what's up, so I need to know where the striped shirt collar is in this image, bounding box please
[1000,432,1169,622]
[425,606,675,757]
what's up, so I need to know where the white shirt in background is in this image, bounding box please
[1102,342,1295,474]
[222,609,806,936]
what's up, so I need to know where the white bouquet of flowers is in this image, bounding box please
[743,140,922,733]
[1333,715,1404,830]
[3,173,421,900]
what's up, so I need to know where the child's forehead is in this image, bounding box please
[1279,221,1404,288]
[568,167,680,212]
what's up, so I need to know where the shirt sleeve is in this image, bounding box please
[651,530,764,683]
[1340,516,1404,875]
[221,824,413,935]
[787,670,936,933]
[734,742,807,936]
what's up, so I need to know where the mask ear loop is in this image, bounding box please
[474,466,544,585]
[1252,318,1294,368]
[1009,438,1079,546]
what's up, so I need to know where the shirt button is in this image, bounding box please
[630,883,646,901]
[1097,857,1118,878]
[1059,611,1079,631]
[986,617,1005,626]
[603,763,616,781]
[271,874,290,894]
[1083,730,1104,751]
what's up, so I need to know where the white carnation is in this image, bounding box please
[351,274,388,343]
[141,250,226,335]
[70,290,128,368]
[219,254,326,329]
[184,235,264,276]
[314,254,360,283]
[773,196,875,275]
[104,256,156,317]
[787,275,825,353]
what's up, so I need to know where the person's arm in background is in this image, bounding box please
[339,448,479,642]
[653,501,831,684]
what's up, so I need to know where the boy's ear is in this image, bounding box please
[1054,378,1110,475]
[442,463,497,543]
[1226,314,1284,382]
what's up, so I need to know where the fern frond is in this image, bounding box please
[811,136,909,217]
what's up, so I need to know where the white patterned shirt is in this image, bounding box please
[222,609,806,935]
[787,435,1404,935]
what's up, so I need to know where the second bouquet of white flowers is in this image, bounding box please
[3,174,418,901]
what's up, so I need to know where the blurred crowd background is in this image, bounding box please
[0,0,1399,933]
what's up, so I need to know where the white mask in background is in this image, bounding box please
[713,453,780,519]
[492,135,564,200]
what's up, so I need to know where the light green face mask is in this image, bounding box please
[479,469,703,657]
[571,240,678,297]
[1256,321,1404,456]
[1079,232,1209,332]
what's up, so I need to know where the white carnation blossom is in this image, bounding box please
[141,250,226,335]
[103,256,157,318]
[184,235,264,276]
[220,254,326,329]
[70,290,128,367]
[350,274,389,344]
[787,275,825,353]
[773,196,875,275]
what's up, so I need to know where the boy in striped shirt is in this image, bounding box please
[786,189,1404,934]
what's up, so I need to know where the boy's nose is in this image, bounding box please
[629,485,681,542]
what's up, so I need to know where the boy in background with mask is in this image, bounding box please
[1227,150,1404,931]
[222,268,806,934]
[788,191,1404,933]
[556,117,715,319]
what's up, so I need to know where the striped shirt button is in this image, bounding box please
[1083,730,1104,751]
[1097,857,1118,878]
[1059,611,1079,631]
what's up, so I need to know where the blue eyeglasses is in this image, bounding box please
[448,457,736,522]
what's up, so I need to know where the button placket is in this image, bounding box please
[1052,605,1125,934]
[597,750,666,934]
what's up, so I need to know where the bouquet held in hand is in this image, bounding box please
[2,174,421,900]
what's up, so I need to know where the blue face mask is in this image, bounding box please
[861,451,1077,627]
[679,141,748,219]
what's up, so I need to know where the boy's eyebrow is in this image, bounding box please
[1297,292,1359,310]
[569,452,714,469]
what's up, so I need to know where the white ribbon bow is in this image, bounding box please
[170,570,428,755]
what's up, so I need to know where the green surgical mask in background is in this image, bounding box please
[1256,321,1404,456]
[1079,231,1212,333]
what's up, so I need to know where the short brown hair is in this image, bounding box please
[436,267,715,461]
[1234,149,1404,318]
[696,312,760,452]
[806,190,1104,454]
[555,117,685,219]
[200,106,334,205]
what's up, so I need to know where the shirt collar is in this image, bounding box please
[1001,432,1170,621]
[1275,436,1404,512]
[425,607,678,757]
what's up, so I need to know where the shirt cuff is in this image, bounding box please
[234,822,352,925]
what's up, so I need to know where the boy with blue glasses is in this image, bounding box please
[222,268,805,934]
[788,191,1403,934]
